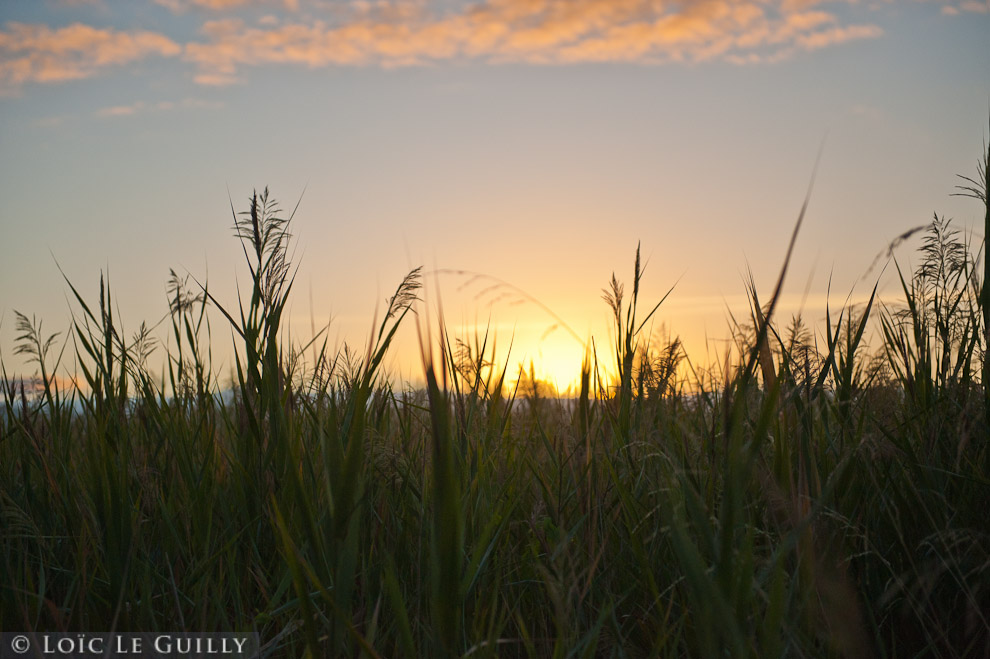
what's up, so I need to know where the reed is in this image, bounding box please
[2,141,989,657]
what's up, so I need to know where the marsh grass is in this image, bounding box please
[2,138,990,657]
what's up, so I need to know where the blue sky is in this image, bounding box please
[1,0,988,389]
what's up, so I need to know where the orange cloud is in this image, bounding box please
[949,0,989,13]
[926,0,988,14]
[959,1,988,12]
[183,0,886,82]
[4,375,86,397]
[1,0,893,93]
[0,22,180,94]
[155,0,299,11]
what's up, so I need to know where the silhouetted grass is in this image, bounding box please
[2,132,989,657]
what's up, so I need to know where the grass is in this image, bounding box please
[2,135,989,657]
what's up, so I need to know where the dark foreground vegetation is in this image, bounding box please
[3,133,990,657]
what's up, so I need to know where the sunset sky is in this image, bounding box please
[1,0,988,390]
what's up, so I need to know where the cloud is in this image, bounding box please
[942,0,989,14]
[923,0,989,14]
[95,96,223,117]
[795,24,883,51]
[47,0,105,6]
[0,22,180,94]
[1,0,895,93]
[183,0,886,83]
[154,0,298,12]
[4,375,85,397]
[97,101,144,116]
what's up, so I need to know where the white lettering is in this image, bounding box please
[155,635,173,653]
[41,635,104,654]
[115,635,141,653]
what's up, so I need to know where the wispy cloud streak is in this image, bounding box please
[95,96,223,117]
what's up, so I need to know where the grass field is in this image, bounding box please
[2,134,989,658]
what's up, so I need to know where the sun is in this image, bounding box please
[508,335,589,396]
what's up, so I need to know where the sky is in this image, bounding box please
[1,0,988,391]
